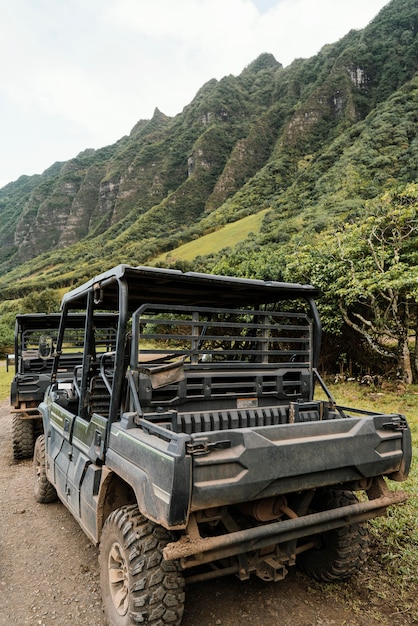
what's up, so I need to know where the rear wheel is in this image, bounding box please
[33,435,57,503]
[298,489,370,581]
[99,504,185,626]
[12,414,34,459]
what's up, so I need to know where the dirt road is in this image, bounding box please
[0,399,415,625]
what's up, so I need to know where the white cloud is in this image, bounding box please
[107,0,258,40]
[258,0,391,62]
[0,0,389,188]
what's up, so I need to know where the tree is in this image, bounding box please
[284,185,418,383]
[21,288,61,314]
[0,313,15,356]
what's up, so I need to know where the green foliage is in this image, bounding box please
[283,184,418,381]
[209,239,285,281]
[0,360,14,397]
[21,289,61,314]
[0,315,15,356]
[0,299,21,356]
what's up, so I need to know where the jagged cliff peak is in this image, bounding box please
[242,52,282,73]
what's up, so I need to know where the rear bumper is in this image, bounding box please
[164,487,408,566]
[189,413,411,510]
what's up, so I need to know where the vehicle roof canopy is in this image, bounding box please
[61,265,320,312]
[15,312,118,330]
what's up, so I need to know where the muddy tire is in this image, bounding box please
[99,504,185,626]
[34,417,44,441]
[298,489,370,582]
[33,435,57,503]
[12,414,34,459]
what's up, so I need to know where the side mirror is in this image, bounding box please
[38,335,53,359]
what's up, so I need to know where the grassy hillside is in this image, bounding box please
[153,209,268,263]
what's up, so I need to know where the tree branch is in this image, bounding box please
[339,304,397,359]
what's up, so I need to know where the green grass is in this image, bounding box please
[0,360,13,401]
[315,379,418,621]
[154,210,268,263]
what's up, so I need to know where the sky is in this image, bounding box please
[0,0,390,189]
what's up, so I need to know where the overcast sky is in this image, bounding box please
[0,0,390,189]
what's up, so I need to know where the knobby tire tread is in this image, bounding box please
[12,413,34,459]
[100,504,185,626]
[33,434,57,504]
[298,489,370,582]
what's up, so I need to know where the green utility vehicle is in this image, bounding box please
[34,265,411,626]
[11,313,117,458]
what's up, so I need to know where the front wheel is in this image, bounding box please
[99,504,185,626]
[298,489,370,582]
[12,414,34,459]
[33,435,57,503]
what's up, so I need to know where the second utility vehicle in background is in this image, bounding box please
[11,312,117,458]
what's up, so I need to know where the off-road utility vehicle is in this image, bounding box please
[34,265,412,626]
[11,313,117,458]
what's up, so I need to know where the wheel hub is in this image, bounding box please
[108,541,129,616]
